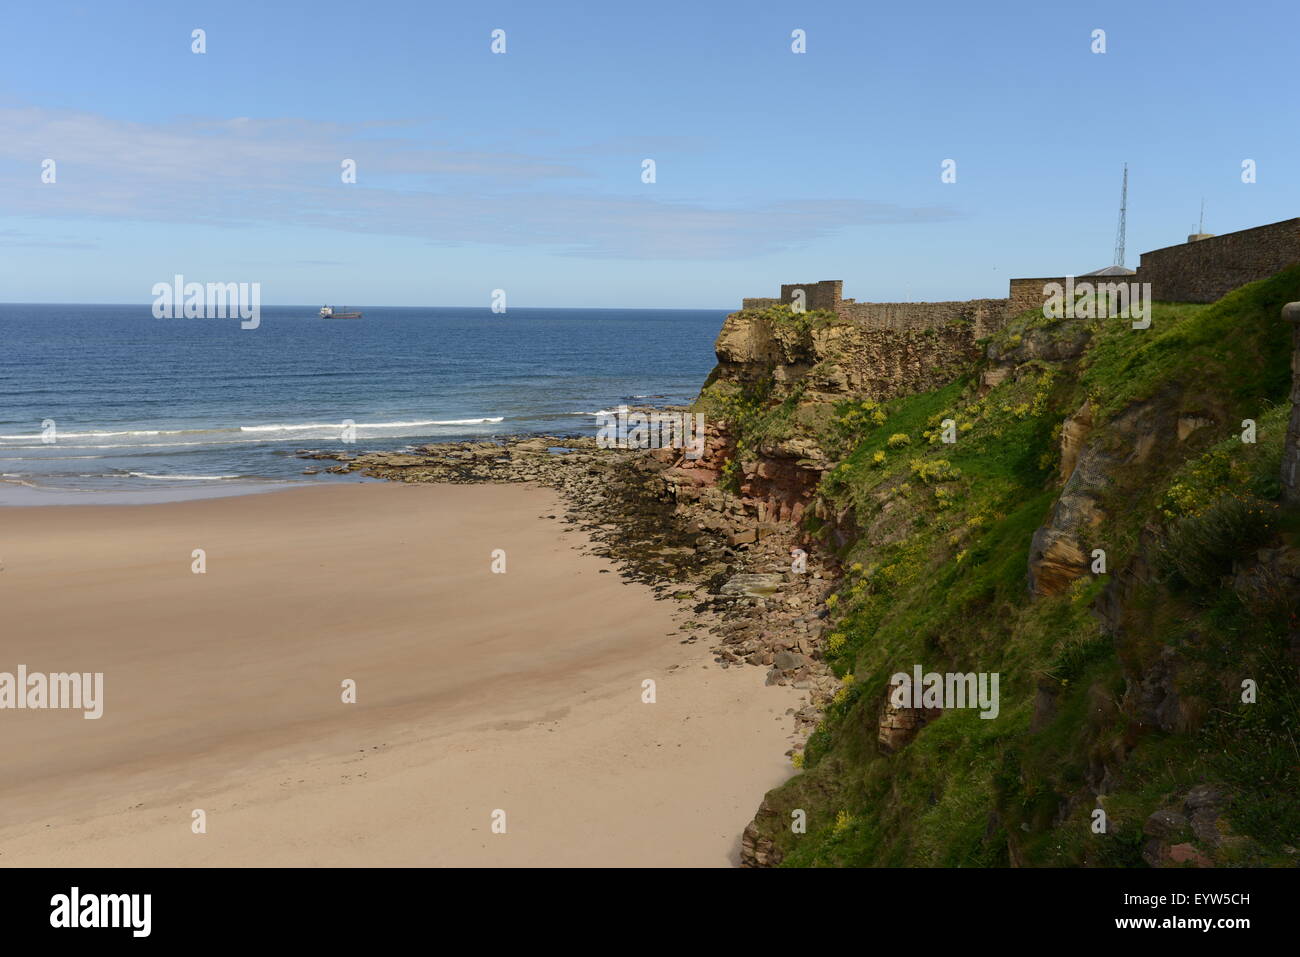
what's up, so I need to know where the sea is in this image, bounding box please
[0,304,725,503]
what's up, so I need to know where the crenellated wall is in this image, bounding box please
[780,280,844,311]
[767,280,1014,336]
[755,217,1300,337]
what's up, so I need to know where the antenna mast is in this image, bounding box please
[1113,163,1128,268]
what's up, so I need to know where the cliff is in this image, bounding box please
[686,267,1300,867]
[677,294,1006,529]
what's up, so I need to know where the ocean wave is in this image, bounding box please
[428,417,505,426]
[0,417,509,447]
[0,417,506,441]
[240,417,504,431]
[0,429,166,440]
[0,439,275,451]
[127,472,241,481]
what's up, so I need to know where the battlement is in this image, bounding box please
[741,216,1300,330]
[754,279,1011,336]
[778,280,845,312]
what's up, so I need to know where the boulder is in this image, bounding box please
[718,573,783,597]
[1143,809,1188,840]
[772,650,808,671]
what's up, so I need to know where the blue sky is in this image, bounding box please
[1,0,1297,307]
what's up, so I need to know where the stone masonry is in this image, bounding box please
[745,217,1300,335]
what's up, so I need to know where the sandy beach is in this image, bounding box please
[0,482,797,867]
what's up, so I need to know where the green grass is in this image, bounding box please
[1077,267,1300,424]
[726,268,1300,867]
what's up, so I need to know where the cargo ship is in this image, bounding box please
[319,306,362,319]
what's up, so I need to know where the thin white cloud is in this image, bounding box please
[0,227,98,249]
[0,106,960,259]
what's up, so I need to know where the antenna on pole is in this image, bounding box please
[1113,163,1128,268]
[1188,198,1215,243]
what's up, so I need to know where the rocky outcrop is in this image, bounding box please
[1028,387,1225,596]
[699,301,1003,533]
[1027,457,1105,597]
[1140,784,1250,867]
[710,306,991,406]
[981,320,1091,396]
[1122,646,1188,734]
[1058,399,1093,483]
[740,439,827,525]
[651,417,828,529]
[877,692,942,754]
[740,798,783,867]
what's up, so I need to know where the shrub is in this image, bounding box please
[887,433,911,449]
[909,458,961,483]
[1156,494,1279,591]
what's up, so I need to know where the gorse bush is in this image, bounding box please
[909,458,960,484]
[828,399,888,457]
[1159,404,1289,520]
[1157,494,1279,591]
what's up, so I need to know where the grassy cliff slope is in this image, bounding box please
[728,269,1300,867]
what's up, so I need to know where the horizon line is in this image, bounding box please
[0,301,735,311]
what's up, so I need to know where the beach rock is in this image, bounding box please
[772,650,808,671]
[719,573,783,597]
[355,453,427,468]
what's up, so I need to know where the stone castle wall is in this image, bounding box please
[780,281,843,311]
[752,217,1300,335]
[1139,218,1300,303]
[839,299,1011,337]
[1008,277,1071,315]
[768,280,1013,337]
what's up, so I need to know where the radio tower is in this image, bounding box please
[1113,163,1128,268]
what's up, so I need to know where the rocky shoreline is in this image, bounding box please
[298,432,841,864]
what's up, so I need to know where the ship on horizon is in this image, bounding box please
[319,305,362,319]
